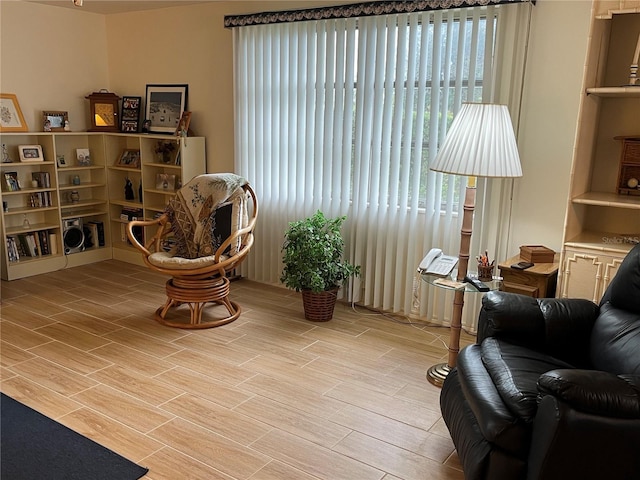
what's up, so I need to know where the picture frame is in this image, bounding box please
[116,149,140,168]
[120,96,141,133]
[0,93,28,132]
[145,84,188,134]
[155,173,176,191]
[76,148,91,166]
[56,154,67,167]
[43,111,68,132]
[175,111,192,136]
[18,145,44,162]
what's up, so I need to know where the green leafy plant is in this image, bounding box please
[281,210,360,293]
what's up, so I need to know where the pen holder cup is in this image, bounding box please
[477,265,494,282]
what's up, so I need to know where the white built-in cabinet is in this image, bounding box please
[0,132,205,280]
[557,9,640,302]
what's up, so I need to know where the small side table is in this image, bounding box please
[498,254,559,298]
[421,271,502,387]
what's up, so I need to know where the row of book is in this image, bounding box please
[84,221,105,248]
[29,191,53,208]
[32,171,51,188]
[6,231,57,262]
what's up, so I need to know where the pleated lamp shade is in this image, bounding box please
[430,103,523,178]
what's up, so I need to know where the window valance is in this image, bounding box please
[224,0,533,28]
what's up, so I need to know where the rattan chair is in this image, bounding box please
[127,173,258,329]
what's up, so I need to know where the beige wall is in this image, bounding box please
[1,0,593,256]
[510,0,592,253]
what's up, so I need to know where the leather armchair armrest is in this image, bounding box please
[477,292,599,366]
[538,369,640,419]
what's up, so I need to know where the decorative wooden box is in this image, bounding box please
[519,245,555,263]
[615,136,640,196]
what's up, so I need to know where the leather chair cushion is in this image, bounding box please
[457,345,529,457]
[590,303,640,375]
[481,338,574,422]
[600,243,640,313]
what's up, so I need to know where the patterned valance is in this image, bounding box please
[224,0,533,28]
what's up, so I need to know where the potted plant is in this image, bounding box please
[281,210,360,321]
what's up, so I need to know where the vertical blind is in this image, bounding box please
[233,3,529,330]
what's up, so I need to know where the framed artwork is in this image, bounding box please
[156,173,176,191]
[56,155,67,167]
[116,149,140,168]
[18,145,44,162]
[43,111,68,132]
[0,93,28,132]
[120,96,141,132]
[76,148,91,166]
[145,84,188,134]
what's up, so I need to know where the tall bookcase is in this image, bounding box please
[0,132,206,280]
[558,10,640,301]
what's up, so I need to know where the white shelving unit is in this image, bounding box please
[558,11,640,301]
[0,132,206,280]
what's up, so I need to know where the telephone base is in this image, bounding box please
[426,362,452,387]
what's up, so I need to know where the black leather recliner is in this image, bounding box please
[440,243,640,480]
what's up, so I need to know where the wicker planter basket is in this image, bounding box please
[301,288,338,322]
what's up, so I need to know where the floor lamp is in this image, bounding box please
[427,103,523,387]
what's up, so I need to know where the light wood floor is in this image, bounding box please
[0,260,475,480]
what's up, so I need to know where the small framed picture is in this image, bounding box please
[175,111,192,136]
[18,145,44,162]
[43,111,69,132]
[145,84,188,134]
[56,155,67,167]
[116,149,140,168]
[121,96,141,132]
[156,173,176,191]
[76,148,91,166]
[0,93,28,132]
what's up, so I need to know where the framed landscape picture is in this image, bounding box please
[145,84,188,134]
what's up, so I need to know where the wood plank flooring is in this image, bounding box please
[0,260,475,480]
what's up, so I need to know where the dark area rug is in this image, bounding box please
[1,393,148,480]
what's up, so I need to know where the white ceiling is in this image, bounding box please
[24,0,213,15]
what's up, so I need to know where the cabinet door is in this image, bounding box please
[560,251,624,302]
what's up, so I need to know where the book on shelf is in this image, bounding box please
[84,222,99,248]
[88,221,105,246]
[6,236,19,262]
[49,232,58,255]
[31,171,50,188]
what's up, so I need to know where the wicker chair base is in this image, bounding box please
[154,276,241,329]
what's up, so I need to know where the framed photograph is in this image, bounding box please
[56,154,67,167]
[175,111,192,136]
[76,148,91,166]
[0,93,28,132]
[18,145,44,162]
[145,84,188,134]
[121,96,141,132]
[156,173,176,191]
[116,149,140,168]
[4,171,20,191]
[43,111,68,132]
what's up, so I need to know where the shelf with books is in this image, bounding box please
[1,132,205,280]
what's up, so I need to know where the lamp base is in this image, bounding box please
[426,362,452,387]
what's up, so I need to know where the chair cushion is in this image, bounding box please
[590,303,640,375]
[148,251,229,270]
[481,338,574,423]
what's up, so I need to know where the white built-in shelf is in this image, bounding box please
[565,230,638,254]
[586,86,640,97]
[572,191,640,209]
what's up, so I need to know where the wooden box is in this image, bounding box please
[615,136,640,196]
[520,245,555,263]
